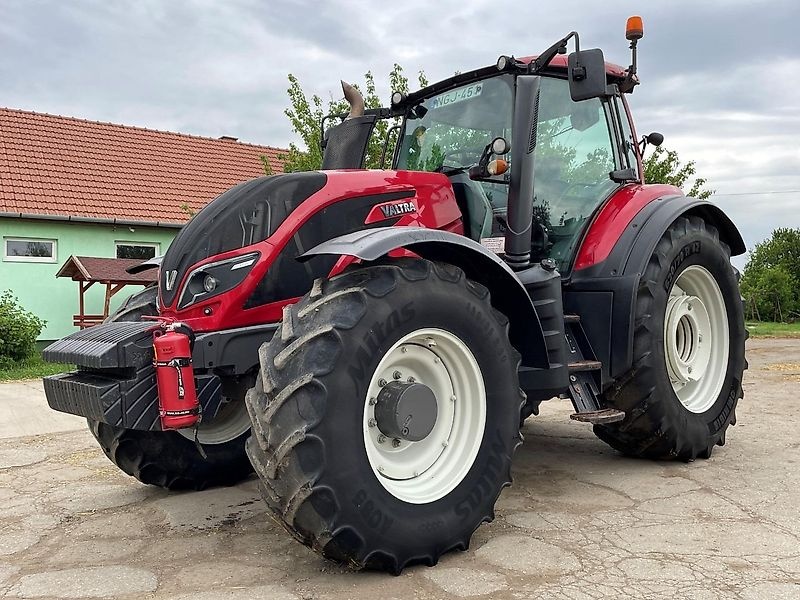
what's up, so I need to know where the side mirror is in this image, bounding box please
[568,48,607,102]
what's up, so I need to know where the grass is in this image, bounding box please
[0,356,73,382]
[745,321,800,338]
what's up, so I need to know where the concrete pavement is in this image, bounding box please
[0,379,83,439]
[0,338,798,599]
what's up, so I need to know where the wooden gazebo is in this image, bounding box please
[56,255,157,328]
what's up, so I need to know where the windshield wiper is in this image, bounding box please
[433,164,469,175]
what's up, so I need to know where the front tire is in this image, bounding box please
[89,286,254,490]
[246,260,525,573]
[594,216,746,460]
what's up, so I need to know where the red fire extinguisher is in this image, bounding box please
[153,323,200,430]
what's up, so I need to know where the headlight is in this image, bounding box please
[177,252,259,310]
[203,274,218,293]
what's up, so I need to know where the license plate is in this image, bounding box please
[430,83,483,109]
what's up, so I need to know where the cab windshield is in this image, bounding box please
[396,75,514,174]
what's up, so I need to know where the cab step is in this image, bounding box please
[569,409,626,424]
[568,359,602,372]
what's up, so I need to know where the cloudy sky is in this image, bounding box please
[2,0,798,266]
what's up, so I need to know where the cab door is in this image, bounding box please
[531,77,628,272]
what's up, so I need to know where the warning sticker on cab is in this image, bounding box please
[430,83,483,109]
[480,237,505,254]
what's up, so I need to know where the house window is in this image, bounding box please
[115,242,159,260]
[3,238,57,263]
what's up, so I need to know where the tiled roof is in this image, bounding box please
[56,256,157,284]
[0,108,286,225]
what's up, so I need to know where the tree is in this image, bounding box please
[740,228,800,321]
[275,65,428,173]
[643,146,714,200]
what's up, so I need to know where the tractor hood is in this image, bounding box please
[159,170,459,314]
[159,172,327,307]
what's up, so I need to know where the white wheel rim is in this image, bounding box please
[363,328,486,504]
[663,265,729,413]
[177,399,251,445]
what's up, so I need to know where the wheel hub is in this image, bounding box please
[363,328,486,504]
[375,381,438,442]
[662,265,730,414]
[664,293,711,385]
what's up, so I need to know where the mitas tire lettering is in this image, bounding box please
[348,301,416,385]
[466,303,507,364]
[454,429,506,521]
[352,488,394,535]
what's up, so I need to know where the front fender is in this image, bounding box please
[300,227,550,369]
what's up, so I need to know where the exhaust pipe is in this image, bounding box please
[505,75,542,269]
[341,81,365,119]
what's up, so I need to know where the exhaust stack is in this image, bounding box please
[341,81,365,119]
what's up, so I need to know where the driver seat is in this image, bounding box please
[450,174,493,241]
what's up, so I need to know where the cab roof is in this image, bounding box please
[400,53,629,109]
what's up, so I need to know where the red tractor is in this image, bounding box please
[44,18,746,573]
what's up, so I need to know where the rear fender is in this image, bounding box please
[300,227,550,369]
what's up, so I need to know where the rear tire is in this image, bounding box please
[246,260,525,573]
[594,216,746,460]
[88,286,254,490]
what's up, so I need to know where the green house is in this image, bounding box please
[0,108,284,342]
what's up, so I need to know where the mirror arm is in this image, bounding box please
[530,31,579,73]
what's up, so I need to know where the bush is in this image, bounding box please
[0,290,46,365]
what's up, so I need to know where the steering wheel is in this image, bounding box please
[440,145,488,169]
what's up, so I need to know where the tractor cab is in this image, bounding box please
[389,53,639,273]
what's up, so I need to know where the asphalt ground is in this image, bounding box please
[0,337,798,599]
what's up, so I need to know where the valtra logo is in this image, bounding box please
[379,201,417,218]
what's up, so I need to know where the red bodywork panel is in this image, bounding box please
[518,54,629,81]
[160,170,462,332]
[574,183,684,271]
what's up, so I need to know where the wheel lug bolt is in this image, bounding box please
[378,378,387,387]
[687,366,693,373]
[392,438,401,448]
[442,441,448,448]
[393,370,402,380]
[687,304,693,311]
[368,418,377,428]
[401,346,408,353]
[377,434,386,443]
[450,395,456,402]
[434,357,440,364]
[407,376,416,383]
[413,471,419,477]
[378,466,384,473]
[368,397,377,405]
